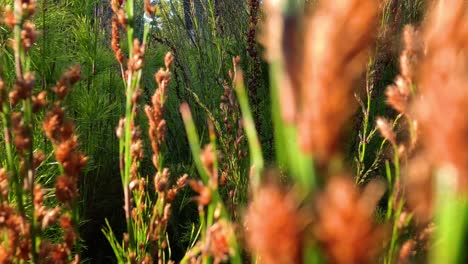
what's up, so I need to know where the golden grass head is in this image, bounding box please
[206,220,235,263]
[111,0,127,26]
[0,169,7,200]
[245,182,303,264]
[385,25,422,115]
[144,0,156,17]
[297,0,379,162]
[16,0,36,18]
[111,16,124,64]
[414,0,468,191]
[376,117,396,146]
[146,52,173,170]
[53,65,81,100]
[10,72,35,106]
[405,154,434,222]
[400,25,422,83]
[385,76,411,114]
[20,21,37,51]
[259,0,283,63]
[11,112,31,153]
[128,39,145,72]
[189,180,212,207]
[313,176,385,264]
[164,52,174,69]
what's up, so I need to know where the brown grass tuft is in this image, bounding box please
[414,0,468,191]
[298,0,379,161]
[245,183,303,264]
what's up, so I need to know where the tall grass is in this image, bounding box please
[1,0,468,263]
[0,0,85,262]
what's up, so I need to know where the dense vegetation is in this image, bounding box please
[0,0,467,263]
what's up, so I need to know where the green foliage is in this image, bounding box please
[3,1,462,264]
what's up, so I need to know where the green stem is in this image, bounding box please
[385,160,393,220]
[180,104,241,264]
[41,0,47,90]
[126,0,135,56]
[120,2,151,254]
[123,72,135,249]
[431,170,468,264]
[358,59,373,167]
[393,144,400,183]
[24,98,38,263]
[384,141,402,264]
[13,9,37,260]
[233,71,263,190]
[386,200,403,264]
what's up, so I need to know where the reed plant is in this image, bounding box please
[102,1,189,262]
[0,0,86,262]
[1,0,468,264]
